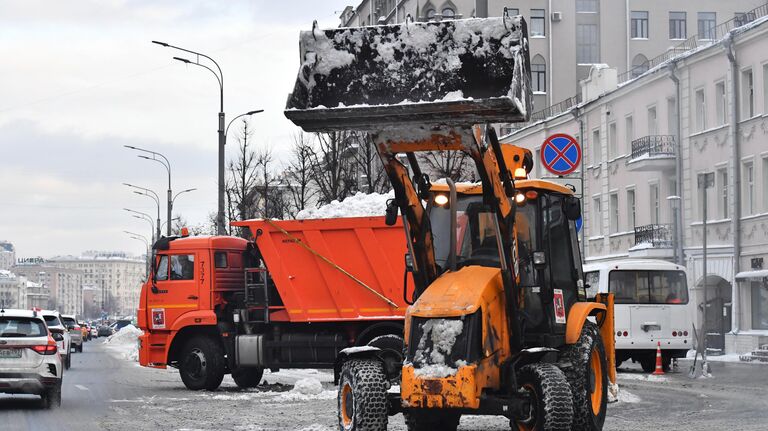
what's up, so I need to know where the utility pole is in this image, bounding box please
[698,172,714,376]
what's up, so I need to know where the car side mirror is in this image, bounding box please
[404,252,414,272]
[52,333,64,342]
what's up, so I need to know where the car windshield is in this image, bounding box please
[43,315,62,327]
[62,317,76,326]
[0,317,47,337]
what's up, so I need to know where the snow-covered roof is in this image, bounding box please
[735,270,768,280]
[583,259,685,272]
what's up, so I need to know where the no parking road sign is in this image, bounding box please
[540,134,581,176]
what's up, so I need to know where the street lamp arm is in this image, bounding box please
[172,188,197,205]
[154,41,223,87]
[133,190,160,207]
[124,145,171,172]
[225,110,265,138]
[173,56,222,95]
[124,207,152,220]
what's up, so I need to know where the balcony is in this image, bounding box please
[626,135,676,172]
[628,224,674,258]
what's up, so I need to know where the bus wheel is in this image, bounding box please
[179,336,225,391]
[559,321,607,430]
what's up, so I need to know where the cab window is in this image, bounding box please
[170,254,195,280]
[584,271,600,299]
[214,252,228,268]
[156,255,169,281]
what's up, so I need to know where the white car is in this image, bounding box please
[61,315,83,353]
[40,311,72,370]
[0,309,63,408]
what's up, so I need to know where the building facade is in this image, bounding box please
[340,0,764,113]
[49,251,145,318]
[0,241,15,271]
[0,270,26,309]
[503,12,768,354]
[12,264,84,316]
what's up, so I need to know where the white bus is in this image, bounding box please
[583,259,693,372]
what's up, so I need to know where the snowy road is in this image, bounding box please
[1,342,767,430]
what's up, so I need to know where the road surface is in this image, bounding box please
[1,341,767,430]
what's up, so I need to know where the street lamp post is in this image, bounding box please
[124,208,156,243]
[153,40,263,235]
[698,172,715,376]
[124,146,173,237]
[124,183,161,240]
[124,231,150,276]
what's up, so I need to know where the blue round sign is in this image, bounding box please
[541,134,581,176]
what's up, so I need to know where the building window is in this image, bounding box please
[742,69,755,118]
[442,7,455,18]
[630,54,649,79]
[531,9,546,37]
[576,24,599,64]
[625,116,634,151]
[608,122,618,159]
[751,281,768,330]
[695,88,706,132]
[650,183,660,224]
[647,106,657,135]
[609,193,619,233]
[531,55,546,93]
[592,196,602,232]
[576,0,598,13]
[698,12,716,40]
[627,189,636,228]
[717,167,729,219]
[507,8,519,16]
[631,11,649,39]
[763,157,768,212]
[715,81,726,126]
[592,129,601,164]
[744,161,755,215]
[426,8,436,20]
[669,12,687,39]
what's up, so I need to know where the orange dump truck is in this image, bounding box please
[137,217,410,390]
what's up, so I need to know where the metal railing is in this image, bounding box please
[618,4,768,84]
[503,94,582,135]
[634,224,673,248]
[629,135,676,160]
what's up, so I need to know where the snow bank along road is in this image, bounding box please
[1,342,766,431]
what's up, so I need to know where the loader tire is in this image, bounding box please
[232,367,264,389]
[338,359,388,431]
[559,322,608,431]
[405,410,460,431]
[514,363,573,431]
[179,336,226,391]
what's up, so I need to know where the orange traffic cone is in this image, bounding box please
[652,341,665,375]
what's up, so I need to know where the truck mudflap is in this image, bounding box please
[285,15,531,131]
[138,332,167,369]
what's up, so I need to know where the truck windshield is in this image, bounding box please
[429,195,502,271]
[609,270,689,304]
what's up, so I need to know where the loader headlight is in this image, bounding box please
[434,194,449,206]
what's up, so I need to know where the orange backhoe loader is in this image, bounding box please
[286,12,616,431]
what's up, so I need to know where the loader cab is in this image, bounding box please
[428,180,585,338]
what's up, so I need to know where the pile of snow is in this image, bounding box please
[104,324,142,361]
[412,318,465,378]
[616,372,668,383]
[296,191,393,219]
[276,377,336,402]
[614,388,641,403]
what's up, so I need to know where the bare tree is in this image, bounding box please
[310,130,357,204]
[418,150,474,182]
[352,132,389,194]
[252,147,286,219]
[172,214,211,236]
[284,131,318,217]
[227,119,259,228]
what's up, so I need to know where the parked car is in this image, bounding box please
[90,324,99,338]
[110,319,132,333]
[40,310,71,370]
[61,315,83,353]
[0,308,63,408]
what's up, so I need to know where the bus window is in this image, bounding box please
[584,271,600,299]
[609,270,688,304]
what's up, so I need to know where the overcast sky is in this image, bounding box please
[0,0,352,259]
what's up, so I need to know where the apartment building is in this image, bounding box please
[502,10,768,354]
[49,252,145,317]
[339,0,764,112]
[13,264,84,316]
[0,241,15,271]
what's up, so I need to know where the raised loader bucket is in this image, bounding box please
[285,15,532,132]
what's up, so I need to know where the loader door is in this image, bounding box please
[147,252,200,330]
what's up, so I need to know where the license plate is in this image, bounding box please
[0,349,22,358]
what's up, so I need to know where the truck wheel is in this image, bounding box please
[338,359,388,431]
[41,382,62,409]
[179,336,226,391]
[513,363,573,431]
[367,334,404,384]
[232,367,264,389]
[405,410,460,431]
[559,322,607,431]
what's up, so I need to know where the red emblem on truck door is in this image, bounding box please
[152,309,166,329]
